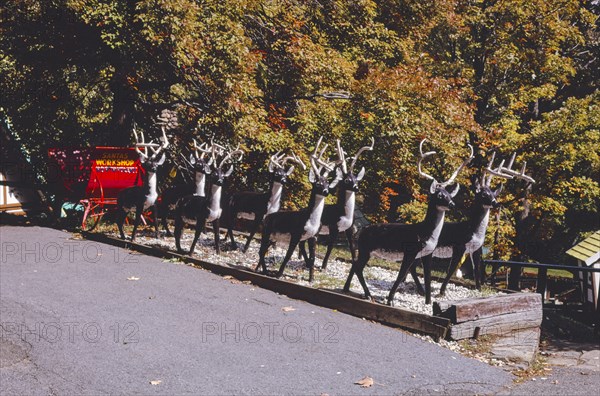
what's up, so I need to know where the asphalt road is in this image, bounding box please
[0,225,590,395]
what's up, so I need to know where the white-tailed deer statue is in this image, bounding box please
[174,143,243,255]
[225,151,306,252]
[117,127,170,241]
[343,139,473,304]
[255,137,340,281]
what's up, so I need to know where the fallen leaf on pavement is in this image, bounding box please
[150,380,162,385]
[282,306,296,312]
[355,376,374,388]
[223,275,234,280]
[127,277,140,281]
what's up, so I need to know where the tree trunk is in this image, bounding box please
[509,183,533,290]
[108,64,137,146]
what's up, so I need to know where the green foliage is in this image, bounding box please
[1,0,597,261]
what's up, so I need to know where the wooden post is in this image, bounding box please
[508,264,521,291]
[536,267,547,304]
[590,272,600,335]
[581,261,589,307]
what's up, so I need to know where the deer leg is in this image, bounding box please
[116,209,128,240]
[344,250,371,300]
[255,232,271,273]
[189,218,203,255]
[130,205,143,242]
[226,208,237,249]
[345,228,357,263]
[439,247,466,296]
[275,238,301,279]
[174,215,185,254]
[410,262,425,296]
[388,254,417,306]
[212,218,221,254]
[422,254,432,304]
[242,217,262,253]
[459,252,475,279]
[321,229,338,270]
[307,237,316,282]
[161,209,173,237]
[472,248,483,290]
[152,205,160,239]
[298,240,310,263]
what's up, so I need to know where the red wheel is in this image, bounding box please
[81,199,104,231]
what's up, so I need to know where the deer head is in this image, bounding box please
[473,151,513,209]
[189,138,214,175]
[210,143,244,186]
[334,137,374,192]
[268,151,306,185]
[309,136,338,196]
[133,125,170,173]
[418,138,473,210]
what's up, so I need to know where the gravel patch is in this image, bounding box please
[109,226,499,316]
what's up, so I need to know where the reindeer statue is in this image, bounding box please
[343,139,473,304]
[255,137,339,281]
[225,150,306,252]
[486,153,536,285]
[159,139,214,237]
[299,138,374,270]
[425,151,514,296]
[174,143,243,255]
[117,127,170,241]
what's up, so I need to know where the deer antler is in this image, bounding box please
[311,136,335,175]
[440,142,474,187]
[148,126,170,161]
[281,151,307,171]
[482,152,513,187]
[417,139,473,186]
[218,143,244,170]
[193,138,213,161]
[133,125,164,161]
[335,139,348,174]
[349,137,374,173]
[133,126,149,161]
[498,152,536,184]
[268,151,285,172]
[417,139,438,182]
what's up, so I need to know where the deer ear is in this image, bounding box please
[285,165,295,176]
[494,183,503,197]
[336,167,344,180]
[429,180,438,194]
[449,183,460,198]
[156,153,166,166]
[356,167,365,181]
[204,163,212,174]
[268,161,275,173]
[309,168,316,183]
[189,154,196,165]
[224,165,234,178]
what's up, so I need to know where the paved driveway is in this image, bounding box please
[0,225,524,394]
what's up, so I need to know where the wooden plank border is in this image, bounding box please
[82,232,451,340]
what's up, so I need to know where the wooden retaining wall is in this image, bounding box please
[434,293,543,363]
